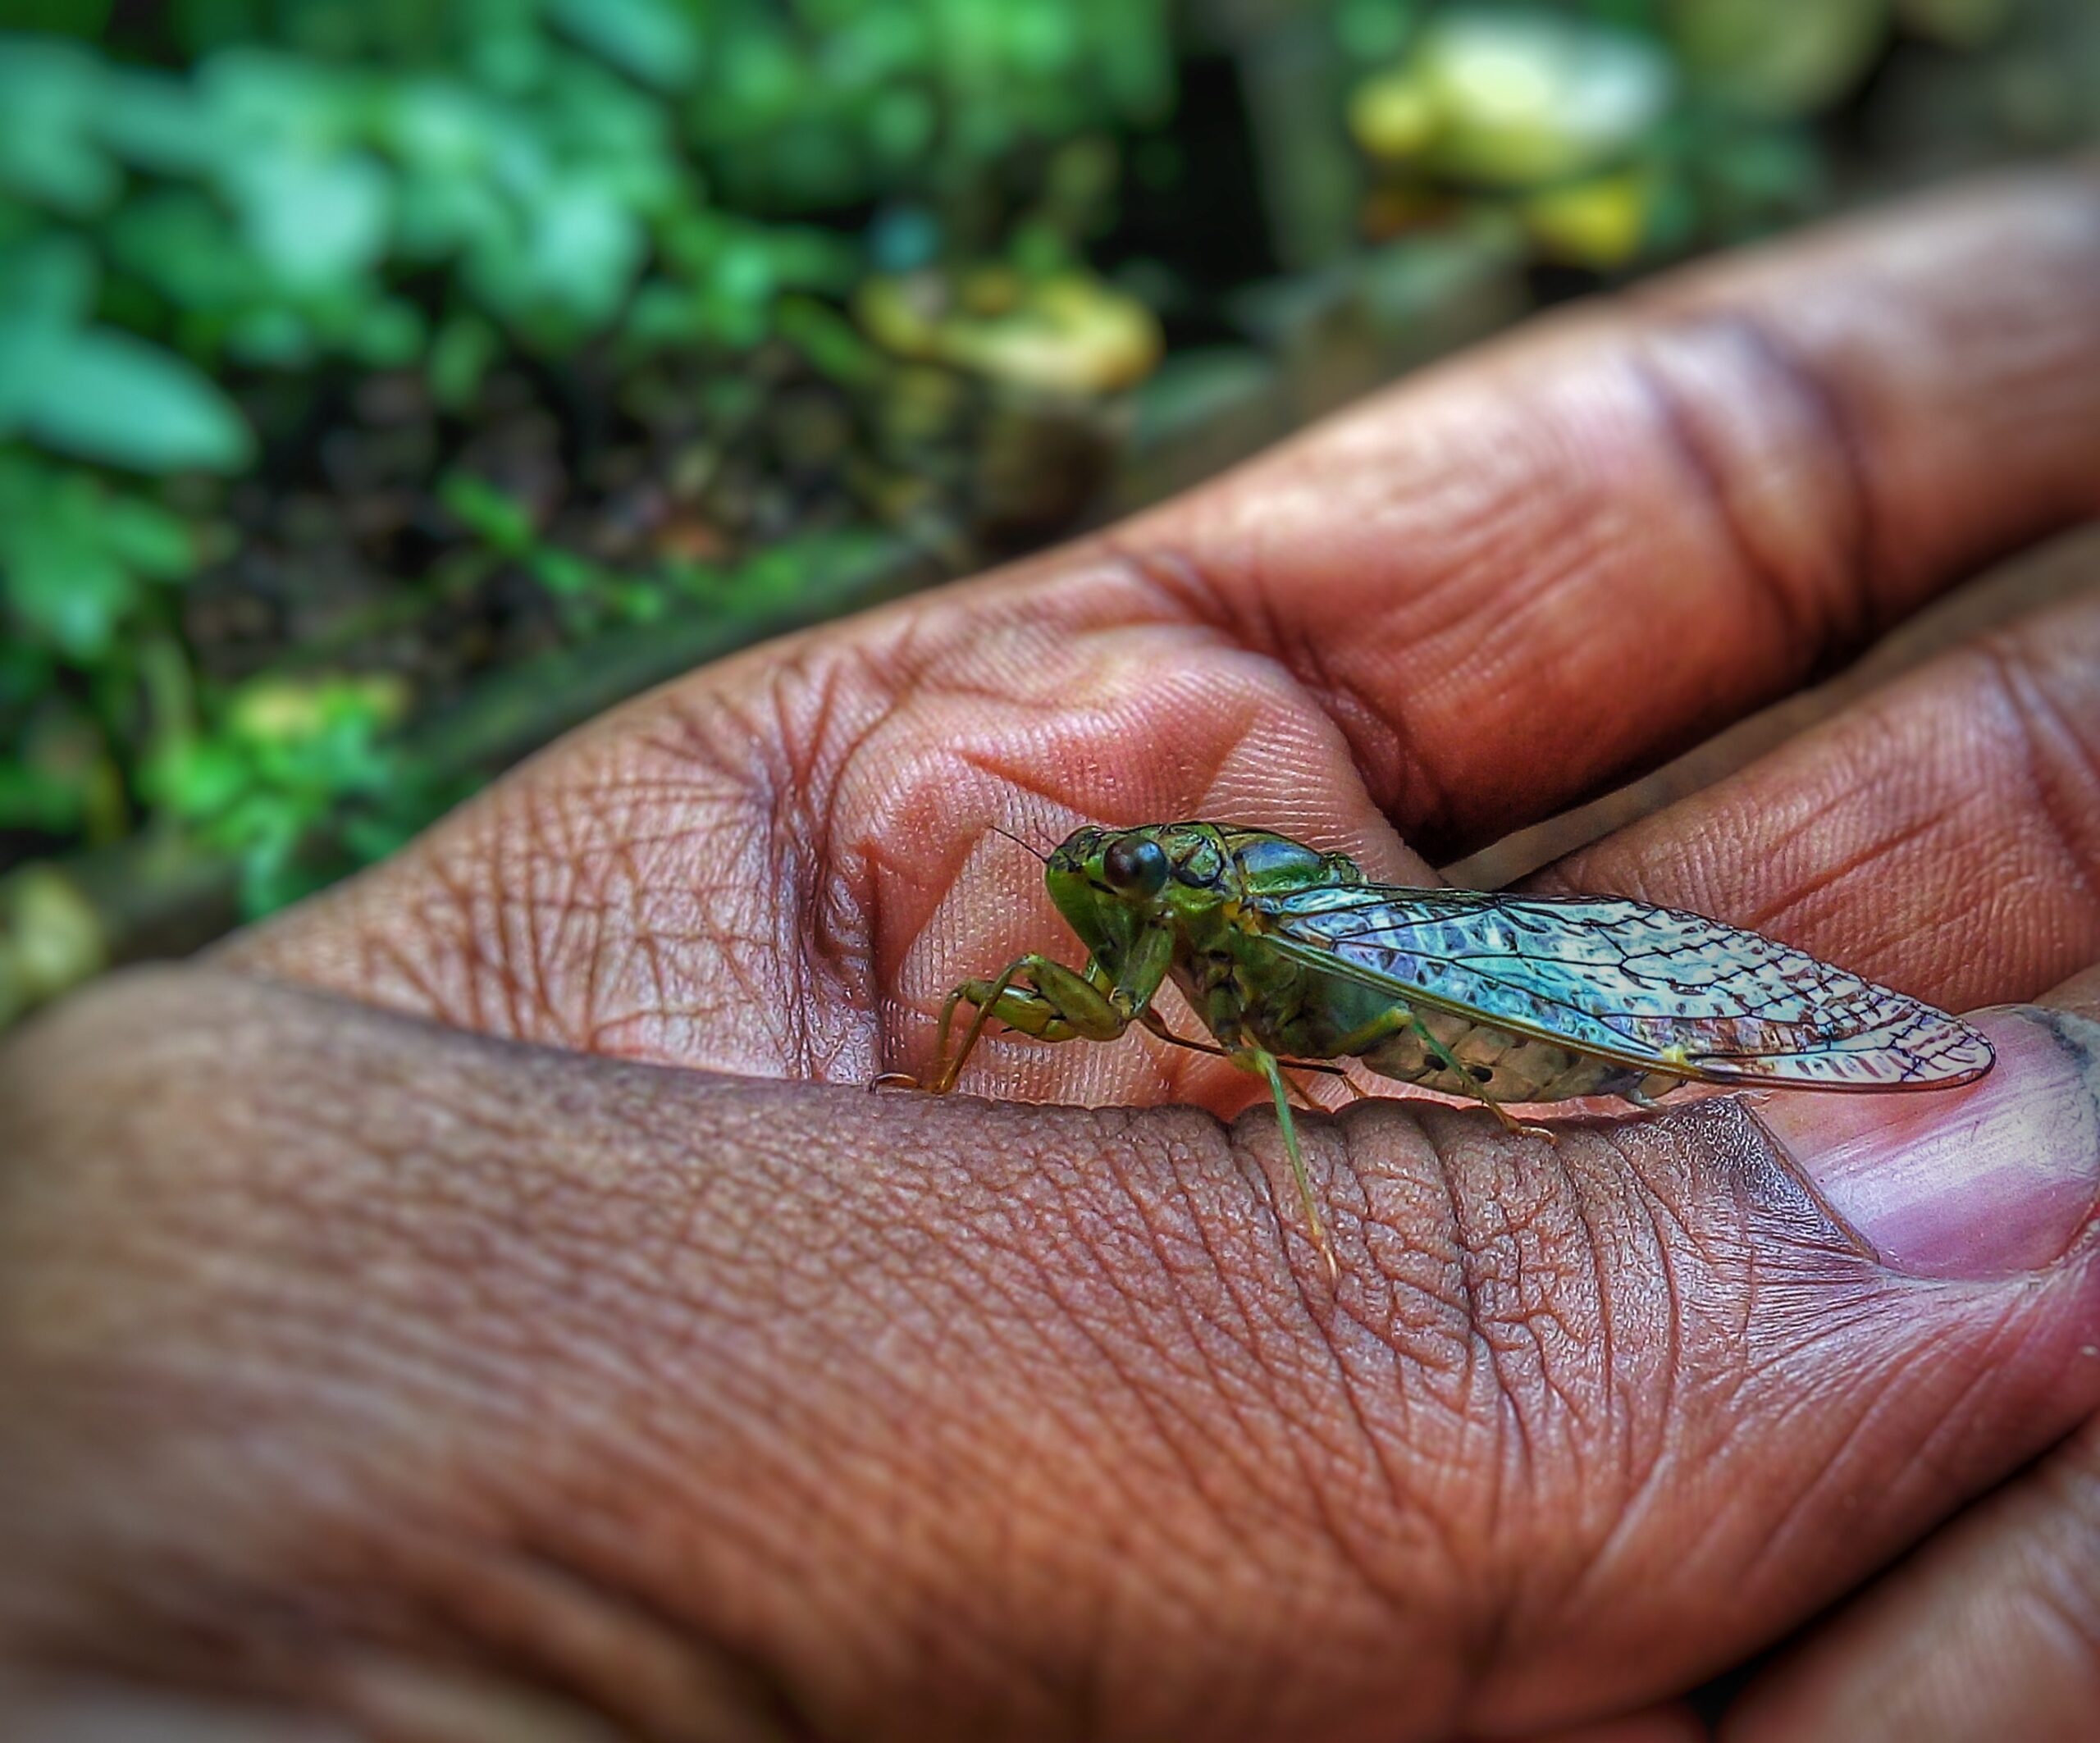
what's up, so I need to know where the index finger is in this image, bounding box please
[1098,164,2100,860]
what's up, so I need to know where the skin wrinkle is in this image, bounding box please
[1547,601,2100,1014]
[1619,331,1842,675]
[1898,1300,2048,1494]
[1591,1109,1823,1603]
[1187,1126,1442,1654]
[581,787,668,1056]
[629,691,827,1070]
[1975,635,2100,913]
[1541,1139,1688,1638]
[777,644,908,1024]
[328,1535,815,1743]
[1641,170,2100,591]
[911,1114,1322,1617]
[1281,1143,1478,1604]
[1478,1138,1695,1659]
[361,1100,886,1688]
[1413,1118,1540,1695]
[1130,1131,1306,1522]
[14,1280,686,1736]
[902,1142,1377,1738]
[523,1163,1037,1732]
[2030,1443,2100,1641]
[971,1244,1281,1732]
[1102,540,1446,845]
[1130,317,1858,856]
[1727,1284,2026,1608]
[1683,311,1877,655]
[1744,803,1961,948]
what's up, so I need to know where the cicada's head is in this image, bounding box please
[1043,824,1178,970]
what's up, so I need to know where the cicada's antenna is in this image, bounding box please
[987,821,1050,864]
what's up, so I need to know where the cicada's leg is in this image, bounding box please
[1133,1007,1350,1100]
[1231,1046,1338,1284]
[1402,1013,1555,1143]
[918,954,1130,1094]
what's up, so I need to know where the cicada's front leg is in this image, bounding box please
[874,924,1177,1096]
[902,955,1134,1095]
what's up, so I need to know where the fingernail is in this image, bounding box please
[1754,1006,2100,1280]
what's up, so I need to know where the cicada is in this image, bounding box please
[901,822,1994,1279]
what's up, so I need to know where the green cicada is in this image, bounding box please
[903,822,1994,1279]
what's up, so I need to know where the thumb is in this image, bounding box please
[1754,999,2100,1280]
[2,970,2098,1743]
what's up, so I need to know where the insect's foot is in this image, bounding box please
[869,1071,924,1093]
[1478,1100,1558,1144]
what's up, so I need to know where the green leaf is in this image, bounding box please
[97,68,222,176]
[351,296,426,367]
[0,232,96,423]
[146,737,250,819]
[1669,0,1890,116]
[441,472,535,551]
[527,178,647,329]
[197,47,368,154]
[0,760,83,833]
[105,190,257,313]
[545,0,702,91]
[0,230,94,325]
[2,510,137,659]
[0,34,116,213]
[427,310,500,408]
[99,495,198,578]
[12,326,254,473]
[228,148,392,290]
[528,545,599,596]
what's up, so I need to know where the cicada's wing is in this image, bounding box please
[1254,884,1993,1089]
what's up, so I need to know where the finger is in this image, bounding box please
[1715,965,2100,1743]
[1499,1707,1707,1743]
[1541,583,2100,1012]
[6,969,2097,1741]
[1724,1399,2100,1742]
[1122,163,2100,856]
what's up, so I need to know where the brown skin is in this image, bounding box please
[3,167,2100,1742]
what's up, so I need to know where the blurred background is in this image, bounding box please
[1,0,2096,1026]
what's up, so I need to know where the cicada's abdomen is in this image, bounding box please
[1355,1009,1682,1103]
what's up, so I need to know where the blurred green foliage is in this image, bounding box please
[0,0,2093,1017]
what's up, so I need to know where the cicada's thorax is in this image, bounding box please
[1157,824,1673,1104]
[1157,824,1401,1061]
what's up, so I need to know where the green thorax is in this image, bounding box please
[1043,822,1395,1056]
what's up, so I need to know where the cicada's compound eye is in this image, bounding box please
[1102,834,1169,898]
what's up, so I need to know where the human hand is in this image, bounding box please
[5,166,2100,1741]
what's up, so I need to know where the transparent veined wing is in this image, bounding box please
[1253,883,1993,1089]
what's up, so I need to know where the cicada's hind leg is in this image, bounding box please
[1133,1006,1343,1109]
[1401,1013,1555,1142]
[1230,1046,1339,1284]
[1327,1003,1554,1142]
[1618,1070,1691,1111]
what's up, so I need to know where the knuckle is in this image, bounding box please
[1624,309,1881,666]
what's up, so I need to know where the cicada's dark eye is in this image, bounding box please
[1102,835,1169,897]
